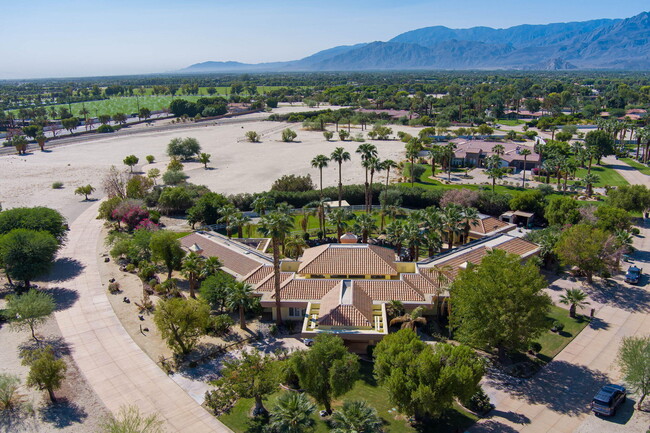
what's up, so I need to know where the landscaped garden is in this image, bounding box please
[533,305,591,363]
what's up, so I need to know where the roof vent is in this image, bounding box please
[340,233,358,244]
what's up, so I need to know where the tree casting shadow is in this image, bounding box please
[46,286,80,312]
[44,257,86,284]
[39,398,88,428]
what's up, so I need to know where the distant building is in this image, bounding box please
[449,139,541,171]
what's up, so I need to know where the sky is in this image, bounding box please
[0,0,647,79]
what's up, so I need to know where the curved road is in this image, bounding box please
[49,202,231,432]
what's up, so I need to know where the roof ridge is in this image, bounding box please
[296,244,328,272]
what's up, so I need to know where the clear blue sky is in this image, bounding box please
[0,0,646,79]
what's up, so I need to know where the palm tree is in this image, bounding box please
[284,235,308,260]
[226,281,256,329]
[559,288,590,318]
[459,207,480,245]
[428,145,443,177]
[442,204,464,250]
[386,220,406,257]
[356,143,378,210]
[443,143,457,181]
[583,173,600,197]
[327,208,354,240]
[331,400,383,433]
[269,392,316,433]
[311,154,330,200]
[229,213,251,238]
[390,306,427,330]
[428,265,452,321]
[353,213,377,243]
[403,218,422,260]
[405,140,421,186]
[181,252,204,298]
[200,256,222,280]
[330,147,351,207]
[385,300,405,320]
[218,204,239,238]
[366,156,382,213]
[300,205,317,234]
[491,144,505,156]
[252,194,274,216]
[258,211,294,325]
[520,148,531,187]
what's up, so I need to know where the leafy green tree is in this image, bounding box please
[123,155,139,173]
[153,298,210,355]
[509,189,547,218]
[559,288,590,318]
[245,131,260,143]
[269,392,316,433]
[139,107,151,121]
[258,211,294,325]
[167,137,201,160]
[100,405,165,433]
[198,152,211,169]
[150,230,185,280]
[0,373,22,411]
[281,128,298,142]
[61,117,80,134]
[555,224,616,283]
[585,130,614,165]
[225,281,256,329]
[35,133,47,151]
[618,336,650,410]
[291,333,359,414]
[545,196,580,226]
[145,155,155,164]
[112,112,127,125]
[0,229,60,288]
[186,192,230,227]
[0,207,67,242]
[22,346,66,403]
[158,186,192,213]
[331,400,383,433]
[373,329,484,421]
[74,184,95,201]
[450,250,551,360]
[607,185,650,213]
[594,206,632,233]
[199,273,232,312]
[215,349,278,416]
[5,289,55,341]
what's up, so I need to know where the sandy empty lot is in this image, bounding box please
[0,105,417,223]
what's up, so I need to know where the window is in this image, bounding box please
[289,307,305,318]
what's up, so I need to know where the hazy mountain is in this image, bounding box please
[182,11,650,72]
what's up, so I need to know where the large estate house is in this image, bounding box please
[450,139,541,172]
[180,230,539,351]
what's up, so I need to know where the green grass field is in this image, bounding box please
[574,165,629,187]
[620,157,650,176]
[497,119,525,126]
[9,86,291,118]
[219,360,478,433]
[534,305,590,363]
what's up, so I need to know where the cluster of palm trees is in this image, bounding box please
[598,119,650,162]
[218,204,251,238]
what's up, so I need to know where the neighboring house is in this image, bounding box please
[449,139,541,171]
[180,230,539,351]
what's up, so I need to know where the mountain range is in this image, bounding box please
[183,11,650,72]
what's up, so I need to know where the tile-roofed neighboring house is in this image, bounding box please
[493,237,539,258]
[243,265,273,284]
[298,244,398,276]
[272,279,342,300]
[430,246,490,279]
[354,279,425,302]
[469,216,515,237]
[179,232,268,277]
[402,272,445,295]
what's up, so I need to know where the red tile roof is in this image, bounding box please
[180,233,264,277]
[298,244,398,276]
[354,280,425,302]
[273,279,342,300]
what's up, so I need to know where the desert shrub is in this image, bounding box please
[440,189,479,208]
[207,314,234,336]
[52,181,64,189]
[552,321,564,332]
[167,137,201,160]
[462,388,492,414]
[108,282,121,294]
[528,341,542,353]
[97,124,114,133]
[158,186,194,214]
[0,373,22,411]
[271,174,315,192]
[125,264,136,273]
[162,170,187,186]
[281,128,297,142]
[245,131,260,142]
[145,155,155,164]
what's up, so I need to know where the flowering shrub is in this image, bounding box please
[135,218,159,231]
[112,204,149,231]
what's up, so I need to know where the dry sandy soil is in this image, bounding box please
[0,104,419,224]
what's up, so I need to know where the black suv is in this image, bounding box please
[625,266,642,284]
[591,384,626,416]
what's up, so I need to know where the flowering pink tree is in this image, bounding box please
[112,202,150,231]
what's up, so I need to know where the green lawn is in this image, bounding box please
[497,119,525,126]
[534,305,590,364]
[219,361,478,433]
[620,158,650,176]
[573,165,629,187]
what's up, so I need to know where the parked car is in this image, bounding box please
[302,338,314,347]
[591,384,626,416]
[625,266,642,284]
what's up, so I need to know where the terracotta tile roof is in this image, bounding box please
[354,280,425,302]
[494,237,539,257]
[180,233,263,277]
[244,265,273,284]
[402,273,444,295]
[318,284,374,328]
[434,246,490,278]
[470,216,513,235]
[298,244,398,276]
[272,279,342,300]
[256,272,294,292]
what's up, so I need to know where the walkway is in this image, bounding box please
[49,202,231,432]
[601,156,650,188]
[468,164,650,432]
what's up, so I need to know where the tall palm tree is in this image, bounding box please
[331,400,383,433]
[353,213,377,243]
[405,140,422,186]
[218,204,239,238]
[583,173,600,197]
[226,281,256,329]
[181,252,205,298]
[460,207,480,245]
[428,265,452,321]
[385,300,405,320]
[327,208,354,241]
[366,156,382,213]
[300,204,317,234]
[491,144,505,156]
[330,147,351,207]
[258,211,294,325]
[269,392,316,433]
[311,154,330,200]
[428,145,443,177]
[200,256,222,280]
[229,213,251,238]
[284,235,308,260]
[519,148,531,187]
[356,143,378,210]
[402,219,422,260]
[252,194,274,216]
[386,220,406,257]
[442,204,464,250]
[559,288,590,318]
[390,306,427,330]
